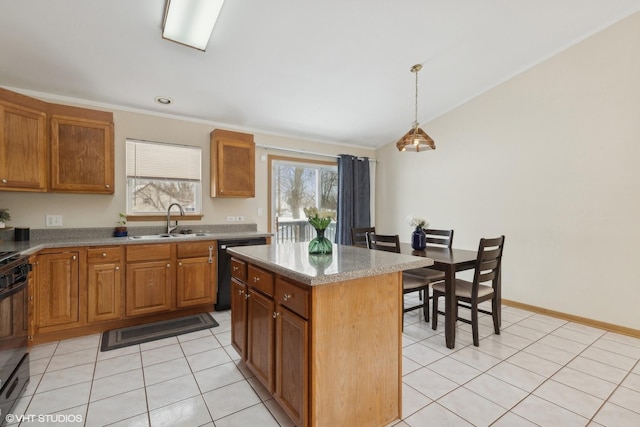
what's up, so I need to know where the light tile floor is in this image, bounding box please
[6,296,640,426]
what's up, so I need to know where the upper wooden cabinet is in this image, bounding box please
[0,87,47,192]
[210,129,255,198]
[0,87,114,194]
[49,103,114,194]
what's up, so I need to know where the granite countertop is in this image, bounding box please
[228,242,433,286]
[0,225,271,255]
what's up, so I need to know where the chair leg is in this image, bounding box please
[431,292,438,330]
[471,303,479,347]
[419,289,422,301]
[492,297,500,335]
[423,292,429,323]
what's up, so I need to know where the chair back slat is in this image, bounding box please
[471,236,505,299]
[351,227,375,248]
[424,229,454,248]
[367,233,401,253]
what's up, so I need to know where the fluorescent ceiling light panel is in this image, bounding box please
[162,0,224,51]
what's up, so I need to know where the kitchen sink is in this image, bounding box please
[129,232,211,240]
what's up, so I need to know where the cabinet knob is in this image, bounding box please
[179,262,183,267]
[232,266,238,272]
[283,294,291,301]
[102,252,107,257]
[72,255,77,260]
[115,266,119,271]
[245,293,250,299]
[238,289,244,295]
[166,264,171,268]
[1,178,7,184]
[273,312,280,318]
[105,184,110,188]
[253,277,260,283]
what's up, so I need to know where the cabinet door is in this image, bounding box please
[125,261,173,317]
[177,256,216,307]
[210,129,255,198]
[0,101,47,192]
[49,111,114,194]
[231,278,247,356]
[275,306,309,427]
[37,252,80,328]
[246,288,275,392]
[87,262,122,322]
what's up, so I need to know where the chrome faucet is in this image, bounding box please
[166,203,184,234]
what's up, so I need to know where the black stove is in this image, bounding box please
[0,250,30,423]
[0,252,30,292]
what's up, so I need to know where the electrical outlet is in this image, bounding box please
[226,216,236,222]
[46,215,63,227]
[236,216,244,222]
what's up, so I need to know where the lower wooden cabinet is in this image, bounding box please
[125,260,173,317]
[246,287,276,392]
[87,247,123,323]
[233,261,309,426]
[31,241,219,343]
[176,242,217,308]
[230,277,247,356]
[275,305,308,426]
[36,250,81,330]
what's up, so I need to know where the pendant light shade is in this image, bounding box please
[396,64,436,152]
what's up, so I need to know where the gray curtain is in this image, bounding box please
[336,155,371,245]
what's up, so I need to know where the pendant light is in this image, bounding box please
[396,64,436,152]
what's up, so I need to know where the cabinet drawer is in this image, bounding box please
[231,258,247,281]
[177,241,217,259]
[276,278,309,319]
[87,247,121,263]
[126,244,171,262]
[248,264,274,297]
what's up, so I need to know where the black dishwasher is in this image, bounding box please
[215,238,267,310]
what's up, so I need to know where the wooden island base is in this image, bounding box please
[310,272,402,426]
[227,242,432,427]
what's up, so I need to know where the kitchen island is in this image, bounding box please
[227,243,433,427]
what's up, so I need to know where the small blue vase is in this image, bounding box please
[411,227,426,250]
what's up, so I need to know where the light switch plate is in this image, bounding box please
[46,215,63,227]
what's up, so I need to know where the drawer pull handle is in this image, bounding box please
[208,246,214,264]
[283,294,291,301]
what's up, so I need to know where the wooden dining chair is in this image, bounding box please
[431,235,505,346]
[403,229,454,322]
[367,233,431,327]
[351,227,375,248]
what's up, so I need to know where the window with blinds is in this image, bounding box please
[126,139,202,214]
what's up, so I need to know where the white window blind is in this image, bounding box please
[126,139,201,181]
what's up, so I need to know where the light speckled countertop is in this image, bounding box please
[228,242,433,286]
[0,225,271,255]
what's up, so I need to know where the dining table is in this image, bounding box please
[400,243,499,349]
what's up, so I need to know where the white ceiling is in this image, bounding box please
[1,1,638,149]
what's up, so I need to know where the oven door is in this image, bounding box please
[0,278,29,401]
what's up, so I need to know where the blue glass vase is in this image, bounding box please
[309,228,332,254]
[411,227,426,250]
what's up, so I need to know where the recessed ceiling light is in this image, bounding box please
[155,96,173,105]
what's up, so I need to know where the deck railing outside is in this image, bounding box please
[275,219,337,243]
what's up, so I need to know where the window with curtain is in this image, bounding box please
[126,139,202,214]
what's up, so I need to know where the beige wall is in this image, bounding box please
[375,12,640,329]
[2,104,374,233]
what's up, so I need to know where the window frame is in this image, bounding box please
[125,138,203,218]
